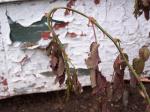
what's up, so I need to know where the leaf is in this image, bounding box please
[92,70,107,96]
[50,55,58,70]
[85,42,100,69]
[139,45,150,61]
[55,73,65,86]
[143,7,150,20]
[56,56,65,77]
[90,69,97,88]
[113,53,128,75]
[133,58,145,75]
[46,40,66,86]
[112,53,128,102]
[71,72,82,94]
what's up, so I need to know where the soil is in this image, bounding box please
[0,84,149,112]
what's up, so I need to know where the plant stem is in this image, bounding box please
[47,7,150,104]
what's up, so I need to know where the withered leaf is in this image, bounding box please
[55,73,65,86]
[112,53,128,102]
[85,42,100,69]
[56,56,65,77]
[47,40,66,86]
[50,55,58,70]
[92,70,107,96]
[113,53,128,75]
[71,73,82,94]
[90,69,97,88]
[133,58,145,75]
[143,7,150,20]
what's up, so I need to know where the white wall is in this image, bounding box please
[0,0,150,99]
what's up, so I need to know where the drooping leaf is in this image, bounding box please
[112,53,128,102]
[133,58,145,75]
[90,69,97,88]
[85,42,100,69]
[71,72,82,94]
[46,40,66,86]
[134,0,150,20]
[113,53,128,75]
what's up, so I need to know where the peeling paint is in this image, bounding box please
[0,0,150,99]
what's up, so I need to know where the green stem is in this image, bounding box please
[47,7,150,104]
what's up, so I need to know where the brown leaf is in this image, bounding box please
[50,55,58,70]
[112,53,128,102]
[113,53,128,75]
[90,69,97,88]
[85,42,100,69]
[92,70,107,96]
[56,56,65,77]
[71,73,82,94]
[143,7,150,20]
[47,40,66,86]
[55,73,65,86]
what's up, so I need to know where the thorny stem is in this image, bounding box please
[47,7,150,104]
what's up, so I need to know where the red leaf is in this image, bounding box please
[53,22,69,30]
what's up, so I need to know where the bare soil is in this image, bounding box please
[0,84,149,112]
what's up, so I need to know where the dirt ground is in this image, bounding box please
[0,84,149,112]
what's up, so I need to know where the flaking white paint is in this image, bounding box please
[0,0,150,99]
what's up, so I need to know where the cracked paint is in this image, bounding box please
[0,0,150,99]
